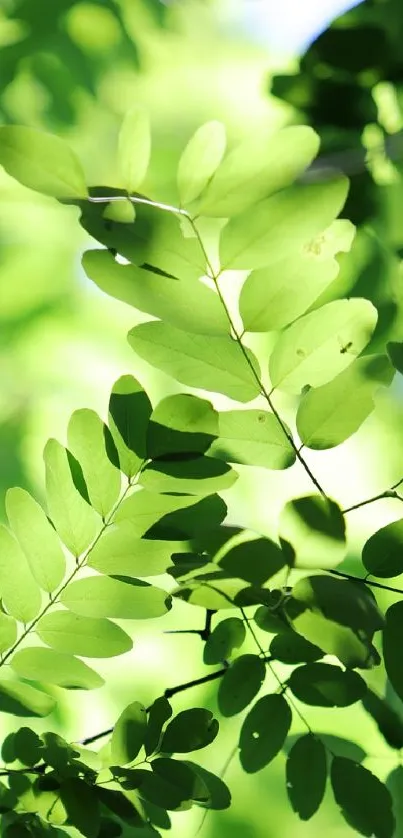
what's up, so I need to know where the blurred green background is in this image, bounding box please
[2,1,403,836]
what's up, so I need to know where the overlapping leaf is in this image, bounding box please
[10,648,104,690]
[208,410,295,470]
[36,611,132,658]
[67,409,121,518]
[0,125,88,198]
[108,375,152,479]
[60,576,172,620]
[279,495,346,570]
[331,757,395,838]
[218,655,266,716]
[177,121,226,206]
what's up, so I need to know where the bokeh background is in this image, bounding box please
[2,0,403,835]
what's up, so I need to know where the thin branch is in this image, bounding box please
[328,568,403,596]
[342,477,403,514]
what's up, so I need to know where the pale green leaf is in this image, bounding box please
[198,125,320,217]
[269,298,377,394]
[0,525,42,622]
[139,456,237,495]
[0,679,56,717]
[297,355,393,449]
[240,219,355,332]
[6,487,66,592]
[111,701,147,764]
[114,489,199,535]
[128,322,261,403]
[0,613,17,654]
[177,121,226,206]
[147,393,219,458]
[220,176,348,270]
[36,611,133,657]
[60,576,172,619]
[208,409,295,469]
[10,647,104,690]
[173,577,248,610]
[203,617,246,665]
[44,439,99,557]
[108,375,152,479]
[0,126,88,198]
[67,409,121,518]
[88,528,185,577]
[118,107,151,193]
[279,495,346,570]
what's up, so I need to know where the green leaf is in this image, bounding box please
[161,709,219,753]
[217,536,285,584]
[220,176,348,271]
[12,728,43,767]
[177,121,226,206]
[36,611,133,657]
[147,394,218,458]
[198,125,320,217]
[114,490,199,536]
[383,602,403,704]
[208,410,295,470]
[363,519,403,578]
[297,355,394,449]
[83,249,229,336]
[240,219,355,332]
[279,495,346,570]
[128,322,261,403]
[67,410,121,518]
[218,654,265,716]
[60,778,100,838]
[0,526,41,623]
[11,647,104,690]
[118,107,151,193]
[60,576,172,619]
[6,488,66,593]
[203,617,246,665]
[0,613,17,654]
[286,734,327,820]
[88,530,185,578]
[317,735,365,763]
[331,757,395,838]
[0,125,88,198]
[0,679,55,717]
[148,494,227,540]
[108,375,152,479]
[111,701,147,765]
[239,694,292,773]
[126,766,191,811]
[270,631,322,664]
[386,766,403,838]
[289,663,367,707]
[362,688,403,750]
[139,456,237,495]
[44,439,99,557]
[152,758,209,806]
[387,341,403,375]
[269,298,378,394]
[145,697,172,757]
[173,577,248,610]
[182,761,231,809]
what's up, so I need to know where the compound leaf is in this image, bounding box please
[331,757,395,838]
[218,654,266,716]
[67,409,121,518]
[208,410,295,470]
[36,611,132,658]
[239,694,292,773]
[111,701,147,765]
[0,125,88,198]
[286,734,327,820]
[147,394,219,459]
[108,375,152,479]
[10,647,104,690]
[6,487,66,593]
[60,576,172,620]
[0,525,41,623]
[203,617,246,665]
[177,121,226,206]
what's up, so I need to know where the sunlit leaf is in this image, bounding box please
[239,694,292,773]
[279,495,346,570]
[297,355,393,449]
[0,126,88,198]
[269,298,377,394]
[6,487,66,592]
[362,519,403,578]
[331,757,395,838]
[203,617,246,665]
[128,322,261,403]
[183,761,231,809]
[218,654,265,716]
[60,575,172,619]
[60,778,100,838]
[88,528,185,577]
[114,490,199,535]
[161,709,219,753]
[0,680,55,717]
[286,734,327,820]
[208,410,295,470]
[118,107,151,193]
[0,526,41,623]
[147,394,219,459]
[36,611,132,657]
[108,375,152,479]
[289,663,367,706]
[217,536,285,584]
[11,647,104,690]
[173,577,247,610]
[67,409,121,518]
[177,121,226,206]
[148,494,227,540]
[139,455,237,495]
[111,701,147,765]
[0,613,17,654]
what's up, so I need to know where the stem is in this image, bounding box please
[328,568,403,596]
[342,477,403,514]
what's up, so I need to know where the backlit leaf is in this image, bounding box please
[383,602,403,704]
[289,663,367,707]
[203,617,246,665]
[0,680,55,717]
[67,409,121,518]
[331,757,395,838]
[139,456,237,495]
[0,126,88,198]
[111,701,147,765]
[147,394,218,459]
[145,697,172,757]
[177,121,226,206]
[217,536,285,585]
[60,778,100,838]
[183,761,231,809]
[118,107,151,193]
[279,495,346,570]
[10,648,104,690]
[88,528,185,577]
[208,410,295,470]
[218,654,265,716]
[0,614,17,654]
[239,694,292,773]
[362,688,403,750]
[270,631,322,664]
[363,519,403,578]
[147,494,227,540]
[0,526,41,623]
[36,611,132,657]
[161,709,219,753]
[108,375,152,479]
[12,728,43,767]
[60,575,172,619]
[286,734,327,820]
[114,490,199,535]
[6,487,66,592]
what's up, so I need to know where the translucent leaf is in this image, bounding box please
[173,577,248,610]
[203,617,246,665]
[362,519,403,578]
[386,766,403,838]
[6,488,66,592]
[239,694,292,773]
[148,494,227,540]
[182,761,231,809]
[161,709,219,753]
[114,490,199,536]
[362,688,403,750]
[218,654,266,716]
[0,613,17,653]
[0,679,55,717]
[387,341,403,375]
[139,456,237,495]
[44,439,99,557]
[11,647,104,690]
[286,734,327,820]
[177,121,226,206]
[128,322,261,403]
[108,375,152,479]
[198,125,320,217]
[331,757,395,838]
[60,576,172,619]
[83,249,229,336]
[269,298,378,394]
[145,697,172,757]
[297,355,394,449]
[88,529,185,578]
[36,611,133,657]
[13,728,43,767]
[147,394,219,459]
[60,778,100,838]
[270,631,322,664]
[0,526,41,622]
[254,601,290,634]
[217,536,285,585]
[118,107,151,193]
[279,495,346,570]
[383,602,403,704]
[67,410,121,518]
[0,125,88,198]
[208,410,295,470]
[240,219,355,332]
[111,701,147,765]
[220,177,348,271]
[289,663,367,707]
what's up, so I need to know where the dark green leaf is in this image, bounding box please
[161,709,219,753]
[126,767,191,811]
[60,778,100,838]
[111,702,147,765]
[11,647,104,690]
[218,654,266,716]
[317,735,365,763]
[145,697,172,757]
[286,734,327,820]
[152,758,208,805]
[363,519,403,578]
[289,663,367,707]
[331,757,395,838]
[182,761,231,809]
[0,126,88,198]
[383,602,403,704]
[362,689,403,750]
[139,456,237,495]
[108,375,152,479]
[13,728,43,767]
[386,766,403,838]
[270,631,322,664]
[36,611,133,657]
[114,490,199,537]
[203,618,246,665]
[147,494,227,540]
[239,694,292,773]
[208,410,295,470]
[280,495,346,570]
[60,576,172,620]
[387,341,403,375]
[147,394,218,459]
[218,537,285,585]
